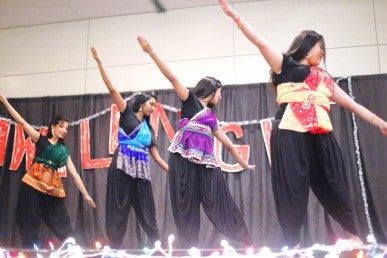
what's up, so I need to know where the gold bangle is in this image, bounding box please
[236,17,245,29]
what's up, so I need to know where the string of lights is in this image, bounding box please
[0,236,385,257]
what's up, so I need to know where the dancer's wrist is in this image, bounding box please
[236,17,245,29]
[233,14,241,23]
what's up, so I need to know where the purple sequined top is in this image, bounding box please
[168,108,219,168]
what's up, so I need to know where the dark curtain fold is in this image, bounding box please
[0,74,386,250]
[337,75,387,243]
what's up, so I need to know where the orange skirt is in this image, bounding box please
[22,162,65,198]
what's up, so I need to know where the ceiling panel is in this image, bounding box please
[0,0,258,29]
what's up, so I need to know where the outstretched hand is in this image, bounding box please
[84,195,97,208]
[246,164,256,171]
[137,36,153,54]
[90,47,101,63]
[218,0,238,19]
[380,121,387,136]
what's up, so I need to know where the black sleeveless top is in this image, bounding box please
[272,54,312,119]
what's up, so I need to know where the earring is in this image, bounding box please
[305,53,311,58]
[139,107,143,112]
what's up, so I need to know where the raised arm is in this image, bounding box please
[213,129,255,171]
[218,0,283,74]
[137,36,189,101]
[149,146,169,172]
[66,156,97,208]
[0,94,40,142]
[90,47,126,112]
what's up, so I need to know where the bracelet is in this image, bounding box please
[236,17,245,29]
[234,15,241,23]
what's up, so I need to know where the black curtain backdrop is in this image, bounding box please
[0,74,386,250]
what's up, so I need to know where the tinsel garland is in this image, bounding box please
[337,76,376,244]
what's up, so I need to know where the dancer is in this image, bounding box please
[218,0,387,247]
[0,94,96,248]
[138,36,255,249]
[91,47,168,248]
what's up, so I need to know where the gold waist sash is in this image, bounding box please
[276,82,333,133]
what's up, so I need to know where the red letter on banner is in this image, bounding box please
[260,118,272,166]
[109,104,120,154]
[150,103,175,142]
[0,119,11,166]
[10,125,35,171]
[80,119,112,169]
[39,127,48,137]
[214,123,250,172]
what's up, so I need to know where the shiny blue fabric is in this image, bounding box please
[119,121,151,149]
[117,121,152,180]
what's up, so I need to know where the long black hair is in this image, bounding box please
[132,93,155,113]
[286,30,325,62]
[131,93,156,133]
[46,115,68,145]
[270,30,326,86]
[192,76,222,110]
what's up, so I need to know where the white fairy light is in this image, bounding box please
[142,240,169,257]
[280,245,289,252]
[257,246,273,258]
[366,234,376,245]
[209,250,221,256]
[168,234,175,245]
[188,247,201,257]
[142,246,151,254]
[17,252,26,258]
[100,245,115,258]
[245,246,254,256]
[67,245,83,257]
[168,234,175,256]
[220,240,228,248]
[220,240,238,257]
[115,250,127,257]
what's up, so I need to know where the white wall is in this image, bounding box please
[1,0,386,98]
